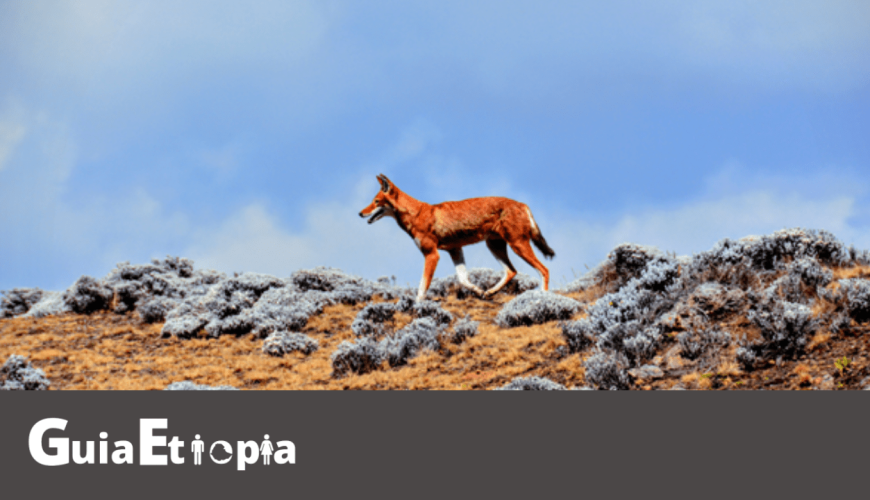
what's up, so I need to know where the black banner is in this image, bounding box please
[1,392,867,498]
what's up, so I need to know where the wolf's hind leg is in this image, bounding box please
[483,239,517,297]
[508,239,549,291]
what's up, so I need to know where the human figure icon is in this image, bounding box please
[260,435,274,465]
[192,434,204,465]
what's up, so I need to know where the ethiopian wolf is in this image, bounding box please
[359,174,555,301]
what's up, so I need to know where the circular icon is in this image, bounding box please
[209,440,233,464]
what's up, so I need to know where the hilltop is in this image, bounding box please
[2,228,870,390]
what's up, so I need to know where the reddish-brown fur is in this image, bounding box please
[359,174,555,301]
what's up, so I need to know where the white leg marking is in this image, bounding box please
[490,263,512,293]
[455,263,470,284]
[450,249,483,295]
[417,269,428,302]
[525,207,538,233]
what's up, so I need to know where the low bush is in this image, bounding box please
[63,275,113,314]
[351,303,398,337]
[838,279,870,324]
[561,320,595,353]
[382,317,442,368]
[0,288,44,318]
[691,283,746,320]
[495,291,581,327]
[332,315,447,376]
[412,300,454,326]
[163,381,239,390]
[138,297,178,323]
[331,337,385,376]
[584,350,630,390]
[0,355,50,391]
[447,315,479,344]
[743,299,817,365]
[262,332,319,356]
[678,328,731,361]
[495,376,566,391]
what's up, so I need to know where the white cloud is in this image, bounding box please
[5,0,867,118]
[413,1,870,95]
[3,99,867,294]
[545,165,869,286]
[0,102,192,288]
[183,155,870,291]
[2,1,332,82]
[183,165,868,291]
[184,176,428,282]
[674,1,870,91]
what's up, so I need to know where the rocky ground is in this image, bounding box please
[2,228,870,390]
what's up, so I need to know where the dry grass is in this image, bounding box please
[4,265,870,391]
[0,293,591,391]
[832,264,870,281]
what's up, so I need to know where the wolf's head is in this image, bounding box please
[359,174,399,224]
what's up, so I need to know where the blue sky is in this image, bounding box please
[1,0,869,291]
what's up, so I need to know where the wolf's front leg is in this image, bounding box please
[417,249,440,302]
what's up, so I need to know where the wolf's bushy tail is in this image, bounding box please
[532,231,555,260]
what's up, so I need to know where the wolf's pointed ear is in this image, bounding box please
[377,174,392,193]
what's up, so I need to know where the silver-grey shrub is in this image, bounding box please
[382,317,442,368]
[163,381,238,390]
[608,244,669,286]
[0,288,44,318]
[723,228,848,271]
[562,277,673,360]
[332,314,448,376]
[138,297,178,323]
[163,274,297,338]
[0,355,50,391]
[290,266,408,301]
[763,257,833,305]
[447,315,479,343]
[331,337,385,376]
[161,301,210,338]
[495,291,581,327]
[584,350,630,390]
[744,299,817,364]
[262,332,319,356]
[351,302,398,337]
[691,283,746,320]
[560,321,595,353]
[560,243,671,293]
[838,279,870,324]
[103,256,224,315]
[495,376,566,391]
[63,275,113,314]
[412,300,454,326]
[678,328,731,361]
[21,291,71,318]
[684,229,851,290]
